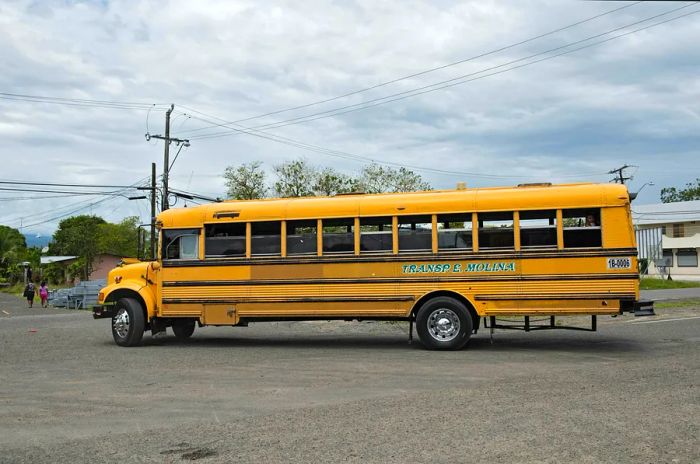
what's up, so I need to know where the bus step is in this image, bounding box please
[633,300,655,317]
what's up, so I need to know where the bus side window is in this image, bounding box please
[398,215,432,252]
[287,220,317,255]
[437,213,472,251]
[478,212,514,249]
[251,221,281,256]
[563,208,602,248]
[520,210,557,248]
[205,223,246,257]
[322,218,354,253]
[360,217,393,252]
[162,229,201,260]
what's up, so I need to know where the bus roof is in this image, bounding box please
[157,182,630,228]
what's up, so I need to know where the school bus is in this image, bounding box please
[94,182,651,350]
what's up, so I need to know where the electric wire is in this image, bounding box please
[178,1,643,134]
[179,107,609,179]
[189,4,698,138]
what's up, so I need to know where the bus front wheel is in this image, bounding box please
[112,297,145,347]
[172,319,196,340]
[415,297,473,350]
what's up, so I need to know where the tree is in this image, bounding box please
[273,159,316,197]
[97,216,140,257]
[0,225,27,282]
[356,163,431,193]
[313,167,358,196]
[390,167,432,193]
[50,215,106,281]
[660,178,700,203]
[224,161,268,200]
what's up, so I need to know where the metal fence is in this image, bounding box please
[635,227,663,261]
[48,279,106,309]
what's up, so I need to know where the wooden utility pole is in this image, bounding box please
[608,164,634,185]
[162,104,173,211]
[150,162,157,259]
[145,104,189,212]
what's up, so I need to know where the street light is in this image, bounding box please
[629,181,654,201]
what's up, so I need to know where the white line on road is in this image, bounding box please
[632,316,700,324]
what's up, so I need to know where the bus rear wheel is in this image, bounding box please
[112,297,145,347]
[415,297,473,350]
[172,319,196,340]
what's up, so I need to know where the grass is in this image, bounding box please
[0,283,26,297]
[639,278,700,290]
[654,298,700,309]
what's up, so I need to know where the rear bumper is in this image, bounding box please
[621,299,655,317]
[92,305,116,319]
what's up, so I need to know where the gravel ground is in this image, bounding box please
[0,292,698,463]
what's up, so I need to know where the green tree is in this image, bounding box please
[660,178,700,203]
[97,216,140,257]
[50,215,106,280]
[224,161,268,199]
[273,159,316,197]
[313,167,358,196]
[0,225,27,282]
[357,163,431,193]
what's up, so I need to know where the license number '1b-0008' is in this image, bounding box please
[607,257,632,269]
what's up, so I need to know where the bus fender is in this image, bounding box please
[98,282,157,319]
[411,290,479,325]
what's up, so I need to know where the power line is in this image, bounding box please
[0,92,168,111]
[0,186,127,195]
[187,4,699,139]
[179,107,609,179]
[0,180,143,189]
[1,177,151,227]
[178,1,642,134]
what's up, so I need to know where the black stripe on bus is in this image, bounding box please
[161,248,638,268]
[474,293,635,301]
[162,296,416,305]
[162,273,639,287]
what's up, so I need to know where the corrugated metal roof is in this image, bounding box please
[632,200,700,225]
[40,256,78,264]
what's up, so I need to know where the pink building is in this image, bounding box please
[89,254,123,281]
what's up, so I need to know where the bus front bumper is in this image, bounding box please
[92,305,116,319]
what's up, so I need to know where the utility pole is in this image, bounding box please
[134,163,159,260]
[162,104,173,211]
[608,164,634,185]
[150,162,157,259]
[145,104,189,212]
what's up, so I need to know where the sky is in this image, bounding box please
[0,0,699,237]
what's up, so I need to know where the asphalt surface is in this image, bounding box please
[641,286,700,301]
[0,292,698,463]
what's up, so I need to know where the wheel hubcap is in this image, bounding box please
[113,308,130,339]
[427,308,460,341]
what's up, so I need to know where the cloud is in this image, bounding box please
[0,0,698,234]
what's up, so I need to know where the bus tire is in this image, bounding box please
[172,319,196,340]
[112,297,145,347]
[415,296,472,350]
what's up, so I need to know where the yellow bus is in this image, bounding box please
[94,182,651,350]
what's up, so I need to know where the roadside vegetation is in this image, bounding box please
[639,278,700,290]
[654,298,700,309]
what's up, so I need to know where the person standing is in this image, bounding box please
[24,282,36,308]
[39,281,49,308]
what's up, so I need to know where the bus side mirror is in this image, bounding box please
[150,262,161,271]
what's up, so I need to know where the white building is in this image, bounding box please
[633,200,700,281]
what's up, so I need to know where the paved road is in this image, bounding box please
[641,287,700,301]
[0,292,698,463]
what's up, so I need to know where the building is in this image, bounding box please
[39,253,122,282]
[633,200,700,281]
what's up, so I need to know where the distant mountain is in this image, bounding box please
[23,234,51,249]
